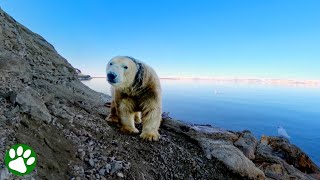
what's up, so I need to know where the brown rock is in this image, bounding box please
[266,136,319,174]
[254,136,320,180]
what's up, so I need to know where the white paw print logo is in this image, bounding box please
[5,144,37,176]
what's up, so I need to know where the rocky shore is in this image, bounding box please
[0,7,319,180]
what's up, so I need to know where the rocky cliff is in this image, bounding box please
[0,7,319,180]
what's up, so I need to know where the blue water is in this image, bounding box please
[82,78,320,166]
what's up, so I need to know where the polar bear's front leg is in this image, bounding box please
[134,112,142,124]
[118,99,139,134]
[140,103,161,141]
[106,100,119,123]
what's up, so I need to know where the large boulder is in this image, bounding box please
[198,138,265,180]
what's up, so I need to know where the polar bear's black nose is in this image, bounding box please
[107,73,117,82]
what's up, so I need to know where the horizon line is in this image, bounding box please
[90,76,320,85]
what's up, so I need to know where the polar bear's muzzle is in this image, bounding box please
[107,72,118,84]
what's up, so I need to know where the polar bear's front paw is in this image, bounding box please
[120,126,139,134]
[140,131,160,141]
[134,112,142,124]
[106,114,118,123]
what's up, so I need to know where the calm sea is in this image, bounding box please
[82,78,320,166]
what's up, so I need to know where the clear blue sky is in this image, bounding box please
[1,0,320,79]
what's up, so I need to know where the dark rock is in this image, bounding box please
[77,74,92,81]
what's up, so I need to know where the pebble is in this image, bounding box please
[0,115,6,121]
[123,162,131,170]
[111,140,118,146]
[105,164,111,173]
[99,168,106,176]
[89,159,95,167]
[80,151,85,161]
[77,148,83,152]
[110,161,123,174]
[195,157,203,164]
[117,172,124,178]
[74,166,80,171]
[76,114,84,119]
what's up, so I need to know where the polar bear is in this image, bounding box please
[106,56,162,141]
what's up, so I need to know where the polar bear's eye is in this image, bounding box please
[123,66,128,70]
[109,62,113,66]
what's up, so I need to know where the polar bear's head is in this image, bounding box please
[106,56,140,88]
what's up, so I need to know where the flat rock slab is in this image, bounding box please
[162,119,238,142]
[191,125,239,142]
[198,138,265,180]
[15,86,52,123]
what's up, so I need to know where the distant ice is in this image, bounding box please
[277,126,291,139]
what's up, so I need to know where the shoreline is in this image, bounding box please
[89,77,320,88]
